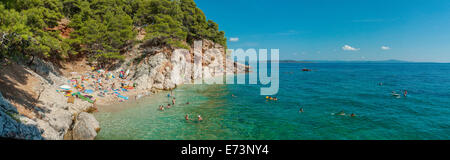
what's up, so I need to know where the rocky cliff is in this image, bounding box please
[127,39,247,91]
[0,60,99,140]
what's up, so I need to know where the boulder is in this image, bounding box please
[72,112,100,140]
[45,108,73,137]
[36,119,61,140]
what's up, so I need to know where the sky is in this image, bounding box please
[195,0,450,62]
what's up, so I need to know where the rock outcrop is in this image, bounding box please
[0,60,99,140]
[72,112,100,140]
[130,40,247,91]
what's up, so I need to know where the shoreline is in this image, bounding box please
[95,73,237,109]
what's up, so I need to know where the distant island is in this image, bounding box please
[276,59,441,63]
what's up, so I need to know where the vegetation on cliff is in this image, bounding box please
[0,0,226,64]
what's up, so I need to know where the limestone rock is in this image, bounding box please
[72,112,100,140]
[44,108,73,138]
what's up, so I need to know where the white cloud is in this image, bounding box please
[381,46,391,50]
[342,45,360,51]
[229,37,239,42]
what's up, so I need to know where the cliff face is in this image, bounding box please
[129,39,247,91]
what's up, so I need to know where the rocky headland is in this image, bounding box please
[0,39,247,140]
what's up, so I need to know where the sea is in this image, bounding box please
[94,63,450,140]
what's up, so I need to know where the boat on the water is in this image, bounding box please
[302,68,312,72]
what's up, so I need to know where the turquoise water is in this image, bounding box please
[95,63,450,140]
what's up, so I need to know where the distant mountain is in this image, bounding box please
[277,60,316,63]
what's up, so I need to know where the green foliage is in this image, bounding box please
[0,0,226,64]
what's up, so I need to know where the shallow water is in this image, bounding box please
[95,63,450,140]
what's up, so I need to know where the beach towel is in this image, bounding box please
[118,95,129,100]
[84,89,94,94]
[60,85,71,90]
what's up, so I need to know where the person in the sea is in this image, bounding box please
[172,97,176,105]
[159,105,164,111]
[198,115,203,121]
[186,102,190,105]
[404,90,408,97]
[299,108,304,113]
[273,97,278,101]
[166,104,171,109]
[185,114,189,121]
[351,113,356,117]
[336,110,346,116]
[232,94,236,97]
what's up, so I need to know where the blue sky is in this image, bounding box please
[195,0,450,62]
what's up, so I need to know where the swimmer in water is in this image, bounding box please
[404,90,408,97]
[273,97,278,101]
[232,94,237,97]
[198,115,203,121]
[185,114,189,120]
[336,110,346,116]
[166,104,171,109]
[172,97,176,105]
[351,113,356,117]
[299,108,304,113]
[159,105,164,111]
[186,102,190,105]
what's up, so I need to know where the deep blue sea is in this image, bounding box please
[95,63,450,140]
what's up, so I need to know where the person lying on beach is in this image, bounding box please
[198,115,203,121]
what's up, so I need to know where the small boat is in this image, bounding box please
[302,69,312,72]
